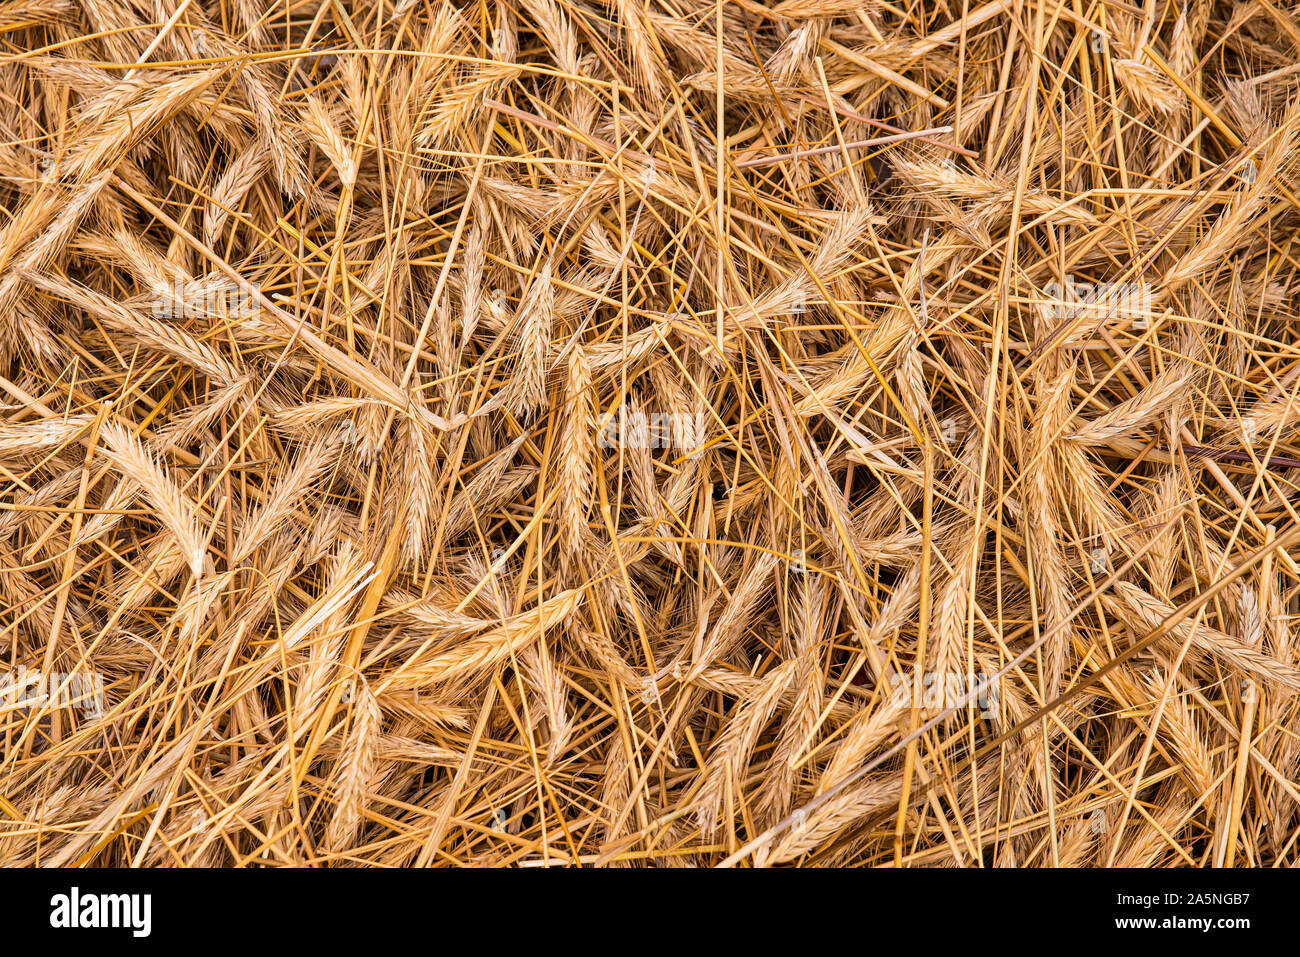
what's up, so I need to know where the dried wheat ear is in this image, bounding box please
[0,0,1298,868]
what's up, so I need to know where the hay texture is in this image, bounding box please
[2,0,1300,867]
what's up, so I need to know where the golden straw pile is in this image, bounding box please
[2,0,1300,868]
